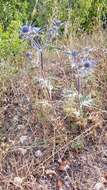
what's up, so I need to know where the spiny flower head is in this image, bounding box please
[52,19,63,28]
[26,51,32,59]
[47,19,63,41]
[21,25,30,33]
[79,58,97,76]
[20,23,43,51]
[20,23,43,40]
[71,49,78,57]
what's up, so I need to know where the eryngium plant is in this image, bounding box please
[20,24,44,70]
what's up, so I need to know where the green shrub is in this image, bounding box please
[0,20,28,59]
[0,0,29,29]
[0,0,107,59]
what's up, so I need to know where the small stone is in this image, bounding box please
[17,125,25,130]
[35,150,43,158]
[14,176,23,186]
[20,136,28,144]
[13,115,18,122]
[45,169,56,176]
[18,148,27,155]
[94,182,104,190]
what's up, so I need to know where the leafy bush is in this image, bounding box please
[0,0,29,29]
[0,20,27,59]
[0,0,29,59]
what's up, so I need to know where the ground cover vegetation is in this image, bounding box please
[0,0,107,189]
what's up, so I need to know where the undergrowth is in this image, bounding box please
[0,27,107,189]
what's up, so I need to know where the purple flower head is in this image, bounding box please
[82,59,96,68]
[20,23,43,52]
[26,52,32,59]
[21,25,30,33]
[80,58,97,76]
[20,24,43,40]
[20,24,31,40]
[47,27,59,41]
[47,19,63,41]
[71,50,78,57]
[84,61,90,68]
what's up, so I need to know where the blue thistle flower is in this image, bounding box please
[47,27,59,41]
[26,52,32,59]
[80,58,97,76]
[20,24,43,41]
[20,23,44,70]
[47,19,63,41]
[21,25,30,33]
[84,61,90,68]
[71,50,78,57]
